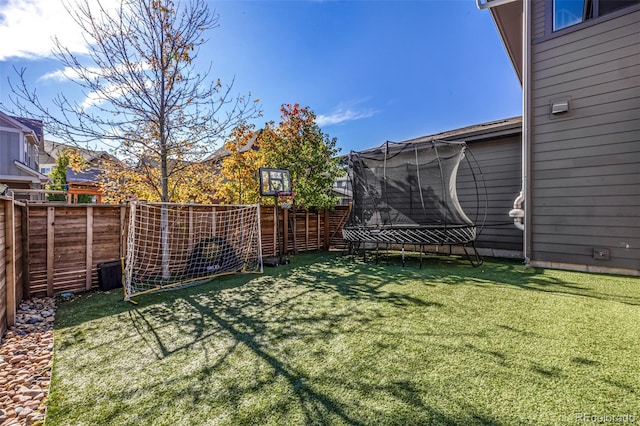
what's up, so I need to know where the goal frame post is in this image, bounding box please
[123,202,263,301]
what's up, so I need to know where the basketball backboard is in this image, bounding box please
[259,168,291,196]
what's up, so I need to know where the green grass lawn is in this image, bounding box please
[47,252,640,425]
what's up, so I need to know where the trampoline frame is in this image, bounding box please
[342,225,483,267]
[343,139,486,268]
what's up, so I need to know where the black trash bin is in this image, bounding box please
[97,260,123,291]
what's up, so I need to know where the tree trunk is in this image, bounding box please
[161,205,170,280]
[160,130,170,279]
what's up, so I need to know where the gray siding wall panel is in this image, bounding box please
[532,195,639,208]
[533,130,639,151]
[533,86,639,112]
[532,0,545,40]
[0,131,19,175]
[534,141,640,161]
[534,205,640,217]
[535,224,639,239]
[530,247,639,269]
[532,122,640,145]
[533,21,640,66]
[534,173,640,188]
[533,64,639,95]
[537,163,640,181]
[533,40,639,79]
[534,215,639,228]
[535,151,640,171]
[457,135,523,253]
[530,8,640,271]
[532,76,639,110]
[533,10,639,52]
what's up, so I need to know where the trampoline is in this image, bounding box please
[342,139,485,266]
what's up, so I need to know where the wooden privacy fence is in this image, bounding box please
[1,197,26,336]
[17,203,351,299]
[26,205,128,298]
[261,206,350,257]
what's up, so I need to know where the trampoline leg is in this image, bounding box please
[463,242,483,267]
[342,241,351,257]
[375,242,379,264]
[401,244,405,267]
[419,245,423,269]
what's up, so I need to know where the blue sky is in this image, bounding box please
[0,0,522,154]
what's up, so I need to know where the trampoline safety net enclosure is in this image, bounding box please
[343,139,483,265]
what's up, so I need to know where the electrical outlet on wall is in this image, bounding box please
[593,248,610,261]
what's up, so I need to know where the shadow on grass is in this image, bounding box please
[51,251,640,424]
[113,253,473,424]
[338,251,640,306]
[56,250,640,331]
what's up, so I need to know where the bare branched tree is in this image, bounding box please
[6,0,260,202]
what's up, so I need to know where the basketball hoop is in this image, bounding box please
[276,191,295,209]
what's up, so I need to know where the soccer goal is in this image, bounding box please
[123,202,263,300]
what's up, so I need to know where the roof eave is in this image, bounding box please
[13,161,50,182]
[489,0,523,84]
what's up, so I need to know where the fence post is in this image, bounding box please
[305,210,309,251]
[22,204,30,299]
[323,209,330,250]
[317,211,321,250]
[283,208,289,255]
[46,206,55,297]
[4,199,16,327]
[85,206,94,291]
[119,205,127,260]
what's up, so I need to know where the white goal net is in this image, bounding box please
[124,202,263,300]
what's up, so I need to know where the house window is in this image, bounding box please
[41,167,51,175]
[553,0,640,31]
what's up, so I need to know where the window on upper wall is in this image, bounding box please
[553,0,640,31]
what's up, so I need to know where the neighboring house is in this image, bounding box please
[39,140,115,174]
[38,145,56,176]
[0,112,49,200]
[332,175,352,206]
[204,131,261,164]
[39,140,118,204]
[479,0,640,274]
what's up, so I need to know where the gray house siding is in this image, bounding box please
[0,129,38,178]
[532,0,545,40]
[530,5,640,271]
[0,131,19,175]
[457,134,523,254]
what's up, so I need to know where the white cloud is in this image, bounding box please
[39,63,151,110]
[35,65,117,109]
[38,66,83,82]
[0,0,119,61]
[316,104,378,126]
[0,0,85,60]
